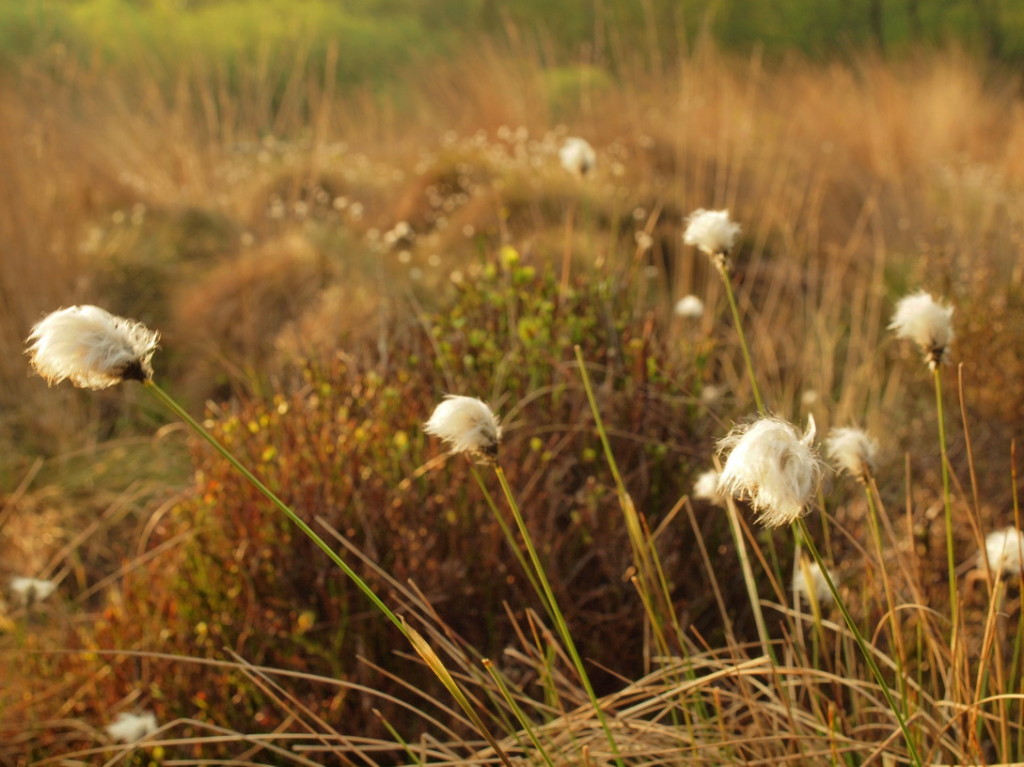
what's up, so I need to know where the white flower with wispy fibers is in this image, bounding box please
[825,427,879,483]
[984,527,1024,577]
[692,469,725,506]
[10,576,56,607]
[792,559,835,606]
[559,137,596,177]
[424,395,502,461]
[106,711,158,743]
[889,290,955,370]
[683,208,741,269]
[674,295,705,319]
[717,415,823,528]
[27,305,159,389]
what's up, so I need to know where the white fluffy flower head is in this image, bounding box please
[424,395,502,462]
[717,415,823,528]
[984,527,1024,577]
[792,559,835,606]
[683,209,741,263]
[693,469,725,505]
[27,305,159,389]
[106,711,158,743]
[559,137,596,177]
[889,290,954,370]
[10,576,57,606]
[825,427,879,482]
[674,295,705,319]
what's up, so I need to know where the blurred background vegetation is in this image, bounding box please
[4,0,1024,89]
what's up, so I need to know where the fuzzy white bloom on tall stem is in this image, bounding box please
[984,527,1024,577]
[27,305,159,389]
[717,415,823,528]
[105,711,158,743]
[559,137,596,177]
[674,295,705,319]
[792,559,836,606]
[10,576,57,607]
[889,290,955,371]
[683,209,741,270]
[825,427,879,483]
[424,395,502,462]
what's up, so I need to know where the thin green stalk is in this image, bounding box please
[724,497,774,663]
[1010,440,1024,758]
[493,466,624,767]
[143,381,515,767]
[716,262,765,414]
[933,368,958,640]
[470,465,545,605]
[373,709,426,767]
[573,345,672,645]
[796,518,923,767]
[863,482,909,715]
[483,659,557,767]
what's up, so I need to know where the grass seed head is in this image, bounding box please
[825,427,879,483]
[889,290,955,371]
[674,294,705,319]
[105,711,158,743]
[424,395,502,462]
[9,576,57,607]
[683,208,741,267]
[792,559,835,606]
[693,469,725,505]
[26,305,159,389]
[984,527,1024,577]
[717,415,823,528]
[559,136,596,177]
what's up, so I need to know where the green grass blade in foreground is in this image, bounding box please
[933,368,959,640]
[493,466,624,767]
[483,658,557,767]
[143,380,516,767]
[573,345,677,652]
[796,518,923,767]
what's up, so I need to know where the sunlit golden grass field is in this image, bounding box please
[3,34,1024,765]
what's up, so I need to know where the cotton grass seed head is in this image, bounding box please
[889,290,954,370]
[674,295,705,319]
[10,576,56,607]
[106,711,158,743]
[683,209,741,268]
[559,137,596,177]
[424,395,502,462]
[984,527,1024,577]
[693,469,726,506]
[792,559,835,606]
[717,415,823,528]
[27,305,159,389]
[825,427,879,483]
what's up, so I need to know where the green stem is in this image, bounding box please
[725,499,774,663]
[573,346,671,655]
[862,483,910,721]
[717,261,765,415]
[484,658,557,767]
[494,466,624,767]
[933,368,959,639]
[796,519,923,767]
